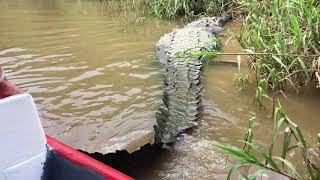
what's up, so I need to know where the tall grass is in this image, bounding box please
[149,0,241,19]
[238,0,320,96]
[216,101,320,180]
[148,0,320,94]
[226,2,320,177]
[208,1,320,178]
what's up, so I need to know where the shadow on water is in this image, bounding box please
[80,143,168,178]
[80,127,200,178]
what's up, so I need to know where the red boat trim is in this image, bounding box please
[46,135,134,180]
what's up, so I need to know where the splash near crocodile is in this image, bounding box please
[154,15,231,147]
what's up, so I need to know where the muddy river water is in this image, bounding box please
[0,0,179,154]
[0,1,319,179]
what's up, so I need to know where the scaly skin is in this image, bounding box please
[154,15,231,147]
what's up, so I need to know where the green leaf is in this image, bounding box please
[281,127,292,161]
[244,117,256,152]
[227,162,251,180]
[269,117,286,158]
[283,78,298,92]
[287,120,307,148]
[292,16,302,43]
[215,144,262,164]
[297,57,310,80]
[239,141,280,171]
[272,55,288,73]
[248,169,267,180]
[274,157,304,180]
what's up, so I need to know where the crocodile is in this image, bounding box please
[154,15,231,147]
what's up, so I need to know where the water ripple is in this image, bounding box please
[0,0,176,155]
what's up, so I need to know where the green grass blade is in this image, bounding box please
[274,157,304,180]
[281,127,292,159]
[288,120,307,148]
[215,144,262,165]
[269,117,286,158]
[239,141,280,171]
[272,55,288,73]
[227,162,251,180]
[248,169,267,180]
[297,57,310,80]
[244,117,255,151]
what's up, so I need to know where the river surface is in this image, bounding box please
[0,1,319,179]
[0,0,180,154]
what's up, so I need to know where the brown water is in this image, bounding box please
[0,0,180,154]
[0,1,319,179]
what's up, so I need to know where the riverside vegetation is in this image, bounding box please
[145,0,320,179]
[148,0,241,20]
[225,2,320,178]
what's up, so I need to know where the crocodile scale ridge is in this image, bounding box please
[154,15,231,147]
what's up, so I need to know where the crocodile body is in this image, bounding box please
[154,15,231,146]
